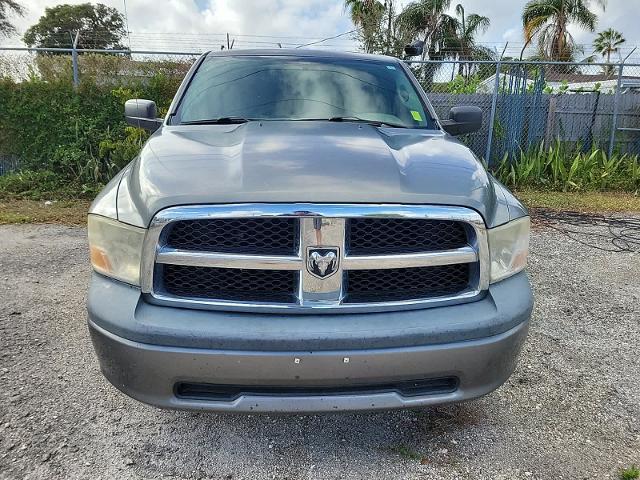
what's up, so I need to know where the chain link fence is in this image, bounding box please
[0,47,198,86]
[408,59,640,163]
[0,155,20,176]
[1,47,640,169]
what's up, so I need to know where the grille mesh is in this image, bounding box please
[165,218,298,255]
[345,264,470,303]
[347,218,467,255]
[161,265,297,303]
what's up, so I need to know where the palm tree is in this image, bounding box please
[449,4,491,77]
[0,0,24,37]
[344,0,381,26]
[344,0,386,53]
[522,0,607,62]
[593,28,625,63]
[383,0,395,55]
[396,0,458,86]
[397,0,455,61]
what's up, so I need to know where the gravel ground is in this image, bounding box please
[0,213,639,480]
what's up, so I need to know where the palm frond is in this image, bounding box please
[465,14,490,36]
[568,1,598,32]
[522,0,605,62]
[523,15,548,42]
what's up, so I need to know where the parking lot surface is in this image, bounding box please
[1,212,639,479]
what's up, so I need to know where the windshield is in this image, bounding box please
[172,55,434,128]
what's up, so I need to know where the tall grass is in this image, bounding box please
[492,141,640,193]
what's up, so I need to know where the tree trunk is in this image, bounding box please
[519,38,532,60]
[386,0,393,55]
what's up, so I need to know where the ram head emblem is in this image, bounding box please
[306,247,340,279]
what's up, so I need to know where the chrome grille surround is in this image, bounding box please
[140,204,489,314]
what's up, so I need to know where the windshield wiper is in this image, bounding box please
[181,116,410,128]
[326,116,409,129]
[181,117,252,125]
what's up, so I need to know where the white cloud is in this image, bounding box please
[5,0,357,51]
[502,28,519,43]
[4,0,638,60]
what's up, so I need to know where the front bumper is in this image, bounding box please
[88,272,532,413]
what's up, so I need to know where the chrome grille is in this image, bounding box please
[142,204,489,313]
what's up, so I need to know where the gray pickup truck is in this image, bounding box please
[87,49,532,413]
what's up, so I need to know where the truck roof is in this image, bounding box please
[204,48,402,63]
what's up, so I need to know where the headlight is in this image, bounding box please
[88,215,146,285]
[488,216,530,283]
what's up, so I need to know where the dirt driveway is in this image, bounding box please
[1,212,639,480]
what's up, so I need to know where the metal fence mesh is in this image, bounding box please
[0,155,20,176]
[0,50,198,84]
[409,59,640,162]
[1,48,640,170]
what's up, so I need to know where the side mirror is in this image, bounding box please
[125,99,163,132]
[441,106,482,136]
[404,40,424,58]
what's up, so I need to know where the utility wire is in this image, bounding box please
[295,30,356,49]
[122,31,358,40]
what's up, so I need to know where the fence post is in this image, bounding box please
[485,60,501,165]
[608,48,637,158]
[608,63,624,158]
[544,95,558,146]
[72,31,80,89]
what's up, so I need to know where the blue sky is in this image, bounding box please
[194,0,208,10]
[6,0,639,60]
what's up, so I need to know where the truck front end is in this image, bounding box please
[87,50,532,413]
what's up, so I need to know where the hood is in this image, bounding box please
[118,121,502,227]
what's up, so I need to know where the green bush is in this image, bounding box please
[491,141,640,193]
[0,70,179,197]
[621,466,640,480]
[443,75,483,94]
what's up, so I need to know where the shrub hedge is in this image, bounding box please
[0,72,179,198]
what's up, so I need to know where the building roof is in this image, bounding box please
[478,70,640,94]
[544,73,640,82]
